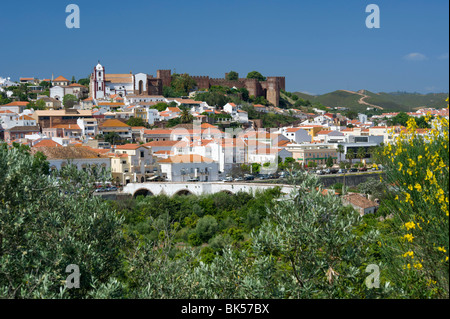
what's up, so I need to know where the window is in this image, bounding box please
[140,151,144,158]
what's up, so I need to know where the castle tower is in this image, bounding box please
[90,62,106,99]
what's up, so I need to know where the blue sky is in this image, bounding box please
[0,0,448,94]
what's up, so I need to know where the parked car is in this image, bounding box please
[258,174,270,180]
[187,177,199,182]
[244,174,255,180]
[359,167,368,172]
[338,169,347,174]
[330,168,339,174]
[316,170,324,175]
[350,168,358,173]
[224,176,233,182]
[234,177,244,182]
[324,168,331,174]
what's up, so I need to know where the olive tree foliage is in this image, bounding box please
[0,144,125,298]
[124,171,388,298]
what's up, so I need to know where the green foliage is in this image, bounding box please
[78,78,90,87]
[326,156,334,168]
[26,99,46,110]
[0,144,124,298]
[126,117,147,127]
[376,116,449,298]
[246,71,266,82]
[225,71,239,81]
[170,74,197,96]
[195,91,231,108]
[62,94,78,109]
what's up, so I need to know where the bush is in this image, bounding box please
[378,114,449,298]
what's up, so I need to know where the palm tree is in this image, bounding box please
[180,109,193,123]
[346,149,355,167]
[357,147,366,167]
[337,144,345,163]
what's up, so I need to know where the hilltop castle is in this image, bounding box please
[90,63,284,106]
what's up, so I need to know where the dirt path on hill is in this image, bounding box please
[340,89,384,110]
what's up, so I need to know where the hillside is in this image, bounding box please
[292,90,449,112]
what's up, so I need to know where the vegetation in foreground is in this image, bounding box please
[0,113,448,298]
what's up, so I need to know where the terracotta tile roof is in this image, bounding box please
[2,101,30,107]
[100,119,130,128]
[69,83,86,88]
[53,76,69,82]
[286,128,302,133]
[6,126,40,132]
[19,115,35,121]
[53,124,81,130]
[317,130,332,135]
[343,193,378,209]
[201,123,217,129]
[167,107,181,112]
[105,74,133,84]
[0,110,15,114]
[143,129,173,135]
[30,146,108,159]
[33,139,62,148]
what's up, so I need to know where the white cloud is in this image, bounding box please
[403,52,428,61]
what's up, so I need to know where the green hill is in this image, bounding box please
[292,90,449,112]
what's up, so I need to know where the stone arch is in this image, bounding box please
[175,189,193,196]
[133,188,154,198]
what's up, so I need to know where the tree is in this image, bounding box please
[345,110,358,120]
[195,92,231,108]
[337,144,345,163]
[103,132,122,145]
[62,94,78,109]
[78,78,90,87]
[246,71,266,82]
[171,74,197,96]
[346,149,355,166]
[71,76,76,84]
[390,112,409,127]
[308,161,317,169]
[39,81,51,89]
[326,156,334,168]
[0,144,125,298]
[151,102,169,112]
[126,117,147,127]
[180,109,193,124]
[356,147,366,166]
[26,99,46,110]
[225,71,239,81]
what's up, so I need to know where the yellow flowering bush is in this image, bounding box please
[379,103,449,298]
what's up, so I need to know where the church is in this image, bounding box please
[89,62,164,99]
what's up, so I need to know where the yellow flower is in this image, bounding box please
[437,247,447,253]
[414,183,422,192]
[413,263,423,269]
[404,221,415,231]
[403,234,414,242]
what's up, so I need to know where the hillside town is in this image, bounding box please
[1,63,448,192]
